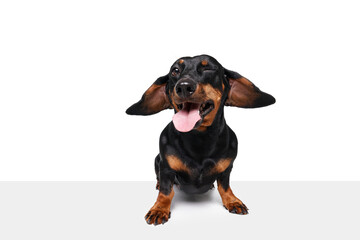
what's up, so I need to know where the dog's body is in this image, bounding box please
[126,55,275,225]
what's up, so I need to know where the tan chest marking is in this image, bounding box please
[210,158,232,174]
[166,155,191,174]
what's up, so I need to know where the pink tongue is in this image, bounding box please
[172,104,201,132]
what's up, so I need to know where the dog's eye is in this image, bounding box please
[171,68,180,77]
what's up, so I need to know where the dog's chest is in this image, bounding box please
[189,158,217,175]
[174,159,219,193]
[184,157,226,183]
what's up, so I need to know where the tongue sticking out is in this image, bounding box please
[172,103,201,132]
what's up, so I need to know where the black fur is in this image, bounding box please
[126,54,275,224]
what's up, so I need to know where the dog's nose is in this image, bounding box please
[175,79,197,98]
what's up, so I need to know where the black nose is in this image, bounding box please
[175,79,197,98]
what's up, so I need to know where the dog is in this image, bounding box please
[126,55,275,225]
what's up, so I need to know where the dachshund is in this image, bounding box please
[126,54,275,225]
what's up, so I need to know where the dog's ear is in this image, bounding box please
[224,69,275,108]
[126,75,172,115]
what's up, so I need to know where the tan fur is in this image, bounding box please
[226,77,258,107]
[210,158,232,174]
[144,83,171,112]
[145,188,174,224]
[166,155,191,174]
[201,60,208,66]
[198,84,222,130]
[217,182,248,214]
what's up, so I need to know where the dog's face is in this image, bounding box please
[126,55,275,132]
[167,56,226,132]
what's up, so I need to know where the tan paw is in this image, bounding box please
[145,208,171,225]
[224,200,249,215]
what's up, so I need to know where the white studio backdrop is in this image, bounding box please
[0,0,359,181]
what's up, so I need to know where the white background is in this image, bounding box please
[0,0,359,181]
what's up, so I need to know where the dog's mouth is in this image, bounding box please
[172,100,214,132]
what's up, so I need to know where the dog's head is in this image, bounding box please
[126,55,275,132]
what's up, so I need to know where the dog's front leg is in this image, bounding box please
[145,172,175,225]
[217,168,249,215]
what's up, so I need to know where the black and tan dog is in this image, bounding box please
[126,55,275,225]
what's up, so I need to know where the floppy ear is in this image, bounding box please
[224,69,276,108]
[126,75,172,115]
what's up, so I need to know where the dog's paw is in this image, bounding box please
[145,209,171,225]
[224,200,249,215]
